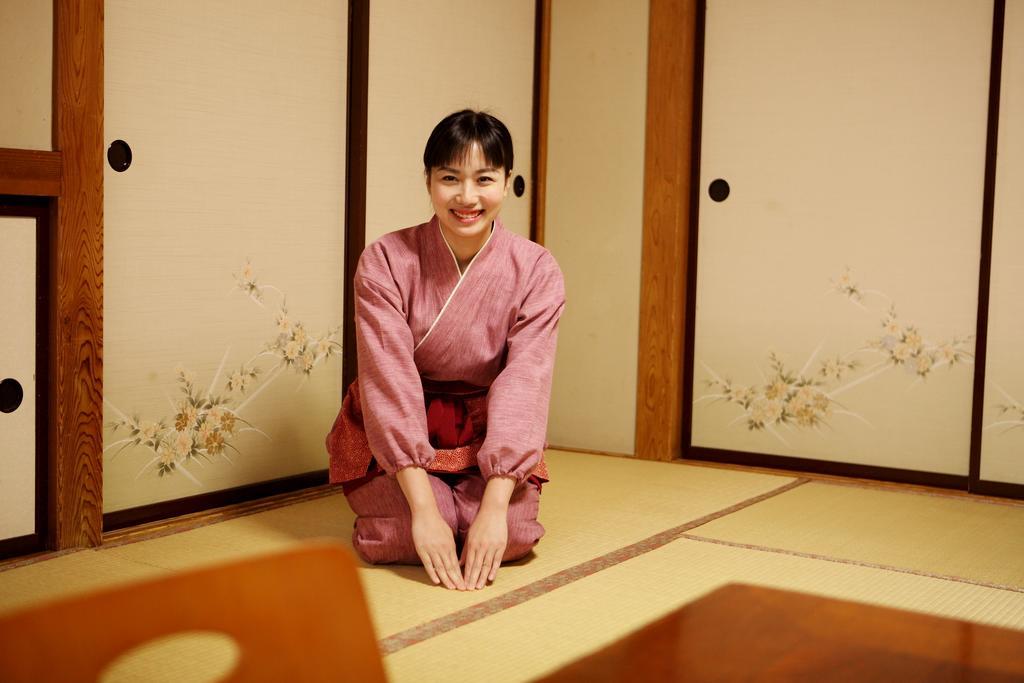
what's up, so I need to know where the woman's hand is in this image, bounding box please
[410,510,465,590]
[396,467,465,590]
[461,506,508,589]
[461,475,516,589]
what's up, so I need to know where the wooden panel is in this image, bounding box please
[52,0,104,548]
[634,0,697,461]
[0,148,61,196]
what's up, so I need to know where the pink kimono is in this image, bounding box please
[326,216,565,564]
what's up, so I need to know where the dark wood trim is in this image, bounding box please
[342,0,370,393]
[635,0,699,461]
[0,534,46,561]
[102,483,338,548]
[0,149,62,197]
[52,0,104,549]
[547,444,634,459]
[972,479,1024,500]
[968,0,1005,491]
[689,447,968,491]
[103,470,330,531]
[530,0,551,245]
[0,200,51,560]
[680,0,706,461]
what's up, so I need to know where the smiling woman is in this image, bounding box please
[326,110,565,591]
[424,111,514,271]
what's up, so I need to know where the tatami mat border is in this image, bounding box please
[680,533,1024,595]
[377,478,810,655]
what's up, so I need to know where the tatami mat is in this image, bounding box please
[0,549,171,613]
[3,450,1023,683]
[0,450,793,634]
[358,450,794,635]
[384,536,1024,683]
[689,481,1024,589]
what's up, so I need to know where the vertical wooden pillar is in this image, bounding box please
[634,0,699,461]
[51,0,104,547]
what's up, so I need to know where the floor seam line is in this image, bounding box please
[377,477,810,656]
[681,533,1024,594]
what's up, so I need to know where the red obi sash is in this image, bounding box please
[326,378,549,492]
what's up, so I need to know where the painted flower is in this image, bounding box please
[276,311,293,334]
[915,353,934,377]
[204,430,226,456]
[892,343,912,363]
[174,403,199,432]
[292,324,308,346]
[171,431,194,458]
[284,340,302,361]
[730,385,754,407]
[302,349,316,373]
[749,397,784,427]
[904,328,923,353]
[140,421,161,442]
[764,380,790,401]
[157,444,175,467]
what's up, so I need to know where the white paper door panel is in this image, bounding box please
[365,1,535,245]
[691,0,992,474]
[104,0,347,513]
[0,217,37,540]
[980,0,1024,486]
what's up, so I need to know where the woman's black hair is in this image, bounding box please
[423,110,514,177]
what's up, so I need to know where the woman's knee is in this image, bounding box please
[350,506,459,565]
[502,519,545,562]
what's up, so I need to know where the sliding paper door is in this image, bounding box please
[979,0,1024,488]
[104,1,348,514]
[0,217,37,543]
[691,0,993,475]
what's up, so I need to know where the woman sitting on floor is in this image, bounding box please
[326,110,565,591]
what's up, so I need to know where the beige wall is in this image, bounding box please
[103,0,347,512]
[0,0,52,150]
[545,0,649,455]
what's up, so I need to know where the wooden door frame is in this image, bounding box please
[0,0,105,551]
[50,0,105,548]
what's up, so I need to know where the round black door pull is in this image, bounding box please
[0,378,24,414]
[108,140,133,172]
[513,175,526,198]
[709,178,730,202]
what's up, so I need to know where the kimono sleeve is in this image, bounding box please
[477,251,566,484]
[353,252,435,474]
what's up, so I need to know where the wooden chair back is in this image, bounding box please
[0,542,387,682]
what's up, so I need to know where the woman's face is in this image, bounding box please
[427,142,510,245]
